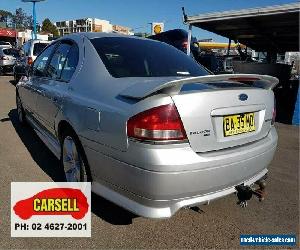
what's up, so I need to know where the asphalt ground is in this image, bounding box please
[0,75,299,249]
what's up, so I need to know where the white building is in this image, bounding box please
[17,29,49,45]
[55,18,113,36]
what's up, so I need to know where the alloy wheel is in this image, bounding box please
[62,136,87,182]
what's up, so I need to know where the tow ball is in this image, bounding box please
[235,176,267,208]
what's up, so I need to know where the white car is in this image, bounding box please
[0,41,12,46]
[13,39,50,82]
[0,47,19,75]
[21,39,51,64]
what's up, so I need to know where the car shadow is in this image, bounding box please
[8,108,137,225]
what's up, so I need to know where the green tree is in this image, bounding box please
[0,8,33,29]
[0,9,13,20]
[134,32,151,38]
[0,10,12,27]
[41,18,59,37]
[12,8,33,29]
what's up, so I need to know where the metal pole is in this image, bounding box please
[15,22,18,47]
[227,38,231,56]
[187,24,192,56]
[33,1,37,39]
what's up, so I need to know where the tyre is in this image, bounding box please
[60,128,92,182]
[16,94,26,125]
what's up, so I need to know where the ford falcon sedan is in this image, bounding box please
[16,32,278,218]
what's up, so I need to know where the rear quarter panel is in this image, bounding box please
[55,36,174,153]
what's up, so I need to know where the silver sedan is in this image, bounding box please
[16,33,278,218]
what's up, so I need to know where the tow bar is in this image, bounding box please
[235,175,267,207]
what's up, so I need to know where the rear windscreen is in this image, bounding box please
[3,48,20,58]
[90,37,208,78]
[33,43,48,56]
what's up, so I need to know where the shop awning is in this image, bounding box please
[185,3,300,52]
[0,28,17,38]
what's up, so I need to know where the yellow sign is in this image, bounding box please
[151,22,164,35]
[154,25,162,34]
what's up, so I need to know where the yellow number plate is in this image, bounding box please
[223,113,255,137]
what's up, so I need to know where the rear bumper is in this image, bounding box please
[84,127,277,218]
[92,168,268,218]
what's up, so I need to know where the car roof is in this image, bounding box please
[30,39,50,44]
[61,32,145,41]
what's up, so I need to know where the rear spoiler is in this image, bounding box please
[119,74,279,99]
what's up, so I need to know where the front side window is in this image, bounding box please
[32,44,56,77]
[90,37,208,78]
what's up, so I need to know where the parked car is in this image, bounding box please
[13,39,50,82]
[197,53,225,74]
[16,33,278,218]
[148,29,200,59]
[0,41,12,46]
[0,47,20,75]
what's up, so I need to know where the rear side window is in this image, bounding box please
[60,44,79,82]
[33,43,48,56]
[3,48,19,57]
[45,41,79,82]
[45,43,72,79]
[90,37,208,78]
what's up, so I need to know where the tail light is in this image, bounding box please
[127,104,187,141]
[27,57,33,65]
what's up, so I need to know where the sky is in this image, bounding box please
[1,0,298,41]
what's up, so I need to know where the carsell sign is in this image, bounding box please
[11,182,91,237]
